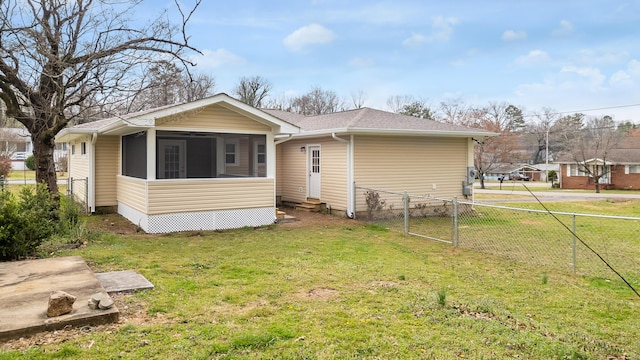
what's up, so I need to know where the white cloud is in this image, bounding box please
[402,16,459,47]
[579,49,628,65]
[609,59,640,87]
[502,30,527,41]
[283,24,335,52]
[191,49,246,68]
[560,65,606,90]
[552,20,573,36]
[515,50,550,66]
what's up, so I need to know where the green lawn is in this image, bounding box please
[5,170,67,181]
[1,212,637,359]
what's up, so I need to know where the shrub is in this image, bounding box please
[0,185,56,261]
[25,155,36,170]
[0,156,12,179]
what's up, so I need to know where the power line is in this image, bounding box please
[522,103,640,119]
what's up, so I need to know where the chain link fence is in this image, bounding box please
[68,177,89,212]
[355,185,640,287]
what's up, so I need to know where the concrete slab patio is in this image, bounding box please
[0,256,119,341]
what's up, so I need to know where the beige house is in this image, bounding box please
[57,94,493,233]
[56,94,299,233]
[264,108,493,218]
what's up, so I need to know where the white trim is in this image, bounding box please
[146,129,156,180]
[224,138,240,166]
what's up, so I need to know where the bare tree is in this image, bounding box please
[183,73,215,102]
[290,86,343,115]
[438,98,472,126]
[0,0,201,198]
[386,94,415,113]
[350,89,367,109]
[570,116,622,193]
[233,76,272,108]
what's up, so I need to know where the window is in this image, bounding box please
[81,142,87,155]
[71,144,75,155]
[569,164,587,176]
[257,143,266,164]
[225,140,238,166]
[629,165,640,174]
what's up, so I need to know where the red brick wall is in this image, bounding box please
[611,165,640,190]
[561,164,640,190]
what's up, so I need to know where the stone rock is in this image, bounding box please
[88,292,114,310]
[47,291,76,317]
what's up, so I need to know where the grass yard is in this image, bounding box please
[1,210,638,359]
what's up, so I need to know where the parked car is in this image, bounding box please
[510,173,530,181]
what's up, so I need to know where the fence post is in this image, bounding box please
[572,214,577,274]
[69,177,73,196]
[453,197,459,246]
[403,191,409,235]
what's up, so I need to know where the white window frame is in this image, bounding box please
[225,139,239,166]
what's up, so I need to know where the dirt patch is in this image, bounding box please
[278,208,362,228]
[369,281,398,288]
[1,292,159,351]
[297,288,339,300]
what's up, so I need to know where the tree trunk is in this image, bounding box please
[32,133,60,201]
[480,174,486,189]
[594,179,601,194]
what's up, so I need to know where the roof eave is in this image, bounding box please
[291,128,497,138]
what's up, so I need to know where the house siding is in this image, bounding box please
[155,104,271,132]
[353,135,468,201]
[95,136,120,206]
[146,178,274,215]
[68,138,90,206]
[277,139,309,205]
[117,176,147,213]
[317,138,348,210]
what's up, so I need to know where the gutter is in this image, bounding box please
[274,134,293,145]
[332,133,354,218]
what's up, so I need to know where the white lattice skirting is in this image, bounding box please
[118,202,276,233]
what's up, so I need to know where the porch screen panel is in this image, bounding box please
[122,132,147,179]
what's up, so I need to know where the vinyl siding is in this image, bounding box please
[276,139,310,204]
[95,136,119,206]
[156,104,271,132]
[117,176,147,213]
[68,138,90,205]
[317,138,348,210]
[146,178,275,215]
[353,135,468,199]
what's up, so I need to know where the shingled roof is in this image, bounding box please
[262,107,494,137]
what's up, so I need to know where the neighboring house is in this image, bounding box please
[0,127,68,170]
[56,94,299,233]
[57,94,494,233]
[482,163,545,181]
[556,133,640,190]
[263,107,493,218]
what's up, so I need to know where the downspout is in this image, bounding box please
[89,132,97,213]
[332,133,354,218]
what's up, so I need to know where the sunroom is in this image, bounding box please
[57,94,299,233]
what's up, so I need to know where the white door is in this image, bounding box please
[158,139,186,179]
[308,145,321,199]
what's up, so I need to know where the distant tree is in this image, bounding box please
[233,76,272,108]
[183,73,216,102]
[400,100,435,120]
[527,108,559,164]
[438,98,472,126]
[569,115,622,193]
[290,86,343,115]
[0,0,201,198]
[386,94,415,113]
[350,89,367,109]
[505,104,525,131]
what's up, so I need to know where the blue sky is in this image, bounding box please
[169,0,639,122]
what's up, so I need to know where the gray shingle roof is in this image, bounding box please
[262,107,492,136]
